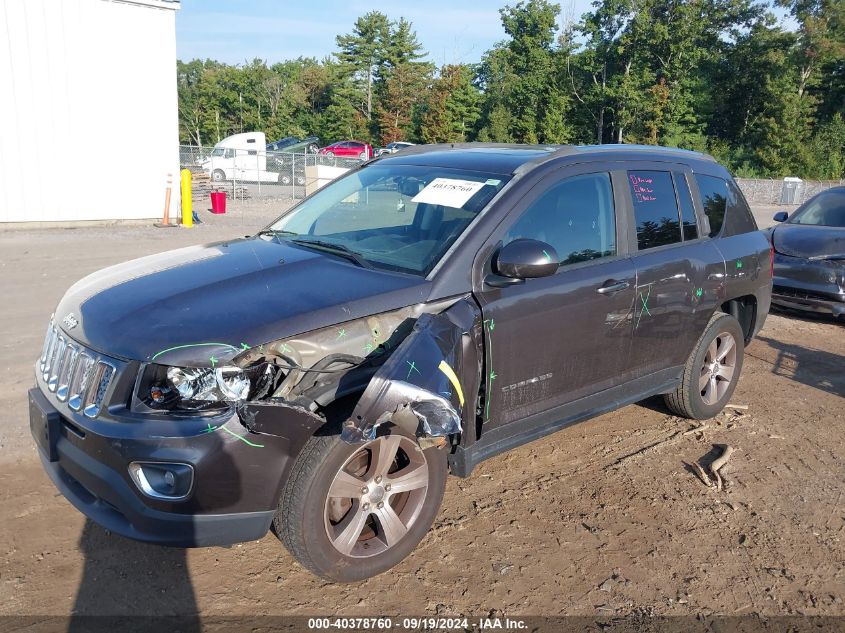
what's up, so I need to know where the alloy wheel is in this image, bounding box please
[699,332,737,405]
[324,434,429,558]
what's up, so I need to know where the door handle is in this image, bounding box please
[597,280,630,295]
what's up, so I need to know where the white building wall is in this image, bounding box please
[0,0,181,223]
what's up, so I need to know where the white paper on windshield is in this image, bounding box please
[411,178,485,208]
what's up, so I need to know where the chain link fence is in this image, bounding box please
[736,178,845,206]
[179,146,842,209]
[179,145,363,204]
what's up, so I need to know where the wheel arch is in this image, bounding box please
[720,295,757,344]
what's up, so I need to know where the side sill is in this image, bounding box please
[449,367,682,478]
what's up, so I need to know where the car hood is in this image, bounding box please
[54,238,430,364]
[772,224,845,259]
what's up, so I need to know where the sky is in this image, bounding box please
[175,0,596,66]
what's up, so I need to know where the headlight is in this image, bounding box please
[135,363,276,413]
[167,366,250,401]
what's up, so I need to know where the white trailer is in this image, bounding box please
[201,132,279,183]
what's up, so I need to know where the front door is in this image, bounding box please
[474,168,636,431]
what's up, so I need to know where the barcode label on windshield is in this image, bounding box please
[411,178,486,208]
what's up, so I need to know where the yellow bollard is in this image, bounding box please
[181,169,193,228]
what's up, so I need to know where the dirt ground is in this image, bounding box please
[0,202,843,620]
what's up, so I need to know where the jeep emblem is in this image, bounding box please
[62,313,78,330]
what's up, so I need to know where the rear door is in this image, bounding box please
[624,165,725,380]
[473,166,636,431]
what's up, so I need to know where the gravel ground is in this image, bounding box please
[1,201,842,621]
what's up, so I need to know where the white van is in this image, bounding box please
[201,132,279,183]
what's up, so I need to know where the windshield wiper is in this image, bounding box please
[289,238,372,268]
[256,228,298,238]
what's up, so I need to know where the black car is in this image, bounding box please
[30,143,772,582]
[769,186,845,319]
[267,136,320,186]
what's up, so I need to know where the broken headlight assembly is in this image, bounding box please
[134,362,279,413]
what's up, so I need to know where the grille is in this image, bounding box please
[39,321,116,418]
[773,285,837,303]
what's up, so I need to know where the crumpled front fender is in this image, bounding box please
[341,298,482,443]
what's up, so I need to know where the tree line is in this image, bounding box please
[177,0,845,179]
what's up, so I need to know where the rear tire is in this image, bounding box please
[275,423,447,582]
[664,312,745,420]
[211,169,225,182]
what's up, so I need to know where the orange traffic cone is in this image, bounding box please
[155,173,177,228]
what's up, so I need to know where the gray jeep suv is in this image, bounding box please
[30,143,772,581]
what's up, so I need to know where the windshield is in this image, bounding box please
[266,164,509,275]
[789,190,845,227]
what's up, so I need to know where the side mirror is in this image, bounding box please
[495,239,559,279]
[773,211,789,223]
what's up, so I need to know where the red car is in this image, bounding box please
[319,140,373,159]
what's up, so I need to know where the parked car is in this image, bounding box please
[319,140,373,159]
[30,143,771,583]
[768,186,845,319]
[375,141,415,157]
[266,136,301,152]
[267,137,321,186]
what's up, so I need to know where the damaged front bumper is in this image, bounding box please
[30,380,326,547]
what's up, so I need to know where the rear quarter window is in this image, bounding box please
[694,174,728,237]
[694,174,757,237]
[724,180,758,235]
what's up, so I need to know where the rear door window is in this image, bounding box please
[694,175,728,237]
[628,171,682,250]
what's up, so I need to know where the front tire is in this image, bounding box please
[275,425,447,582]
[664,312,745,419]
[211,169,225,182]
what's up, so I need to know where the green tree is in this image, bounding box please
[335,12,391,123]
[420,64,482,143]
[477,0,573,143]
[377,62,433,143]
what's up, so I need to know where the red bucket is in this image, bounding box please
[210,191,227,214]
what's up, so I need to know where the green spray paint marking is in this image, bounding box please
[736,260,743,269]
[151,342,239,362]
[695,287,703,298]
[240,342,251,350]
[337,328,347,339]
[203,423,217,434]
[220,426,264,448]
[542,250,552,262]
[636,286,652,329]
[209,355,218,367]
[364,342,374,354]
[484,319,495,421]
[278,343,292,354]
[406,360,421,379]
